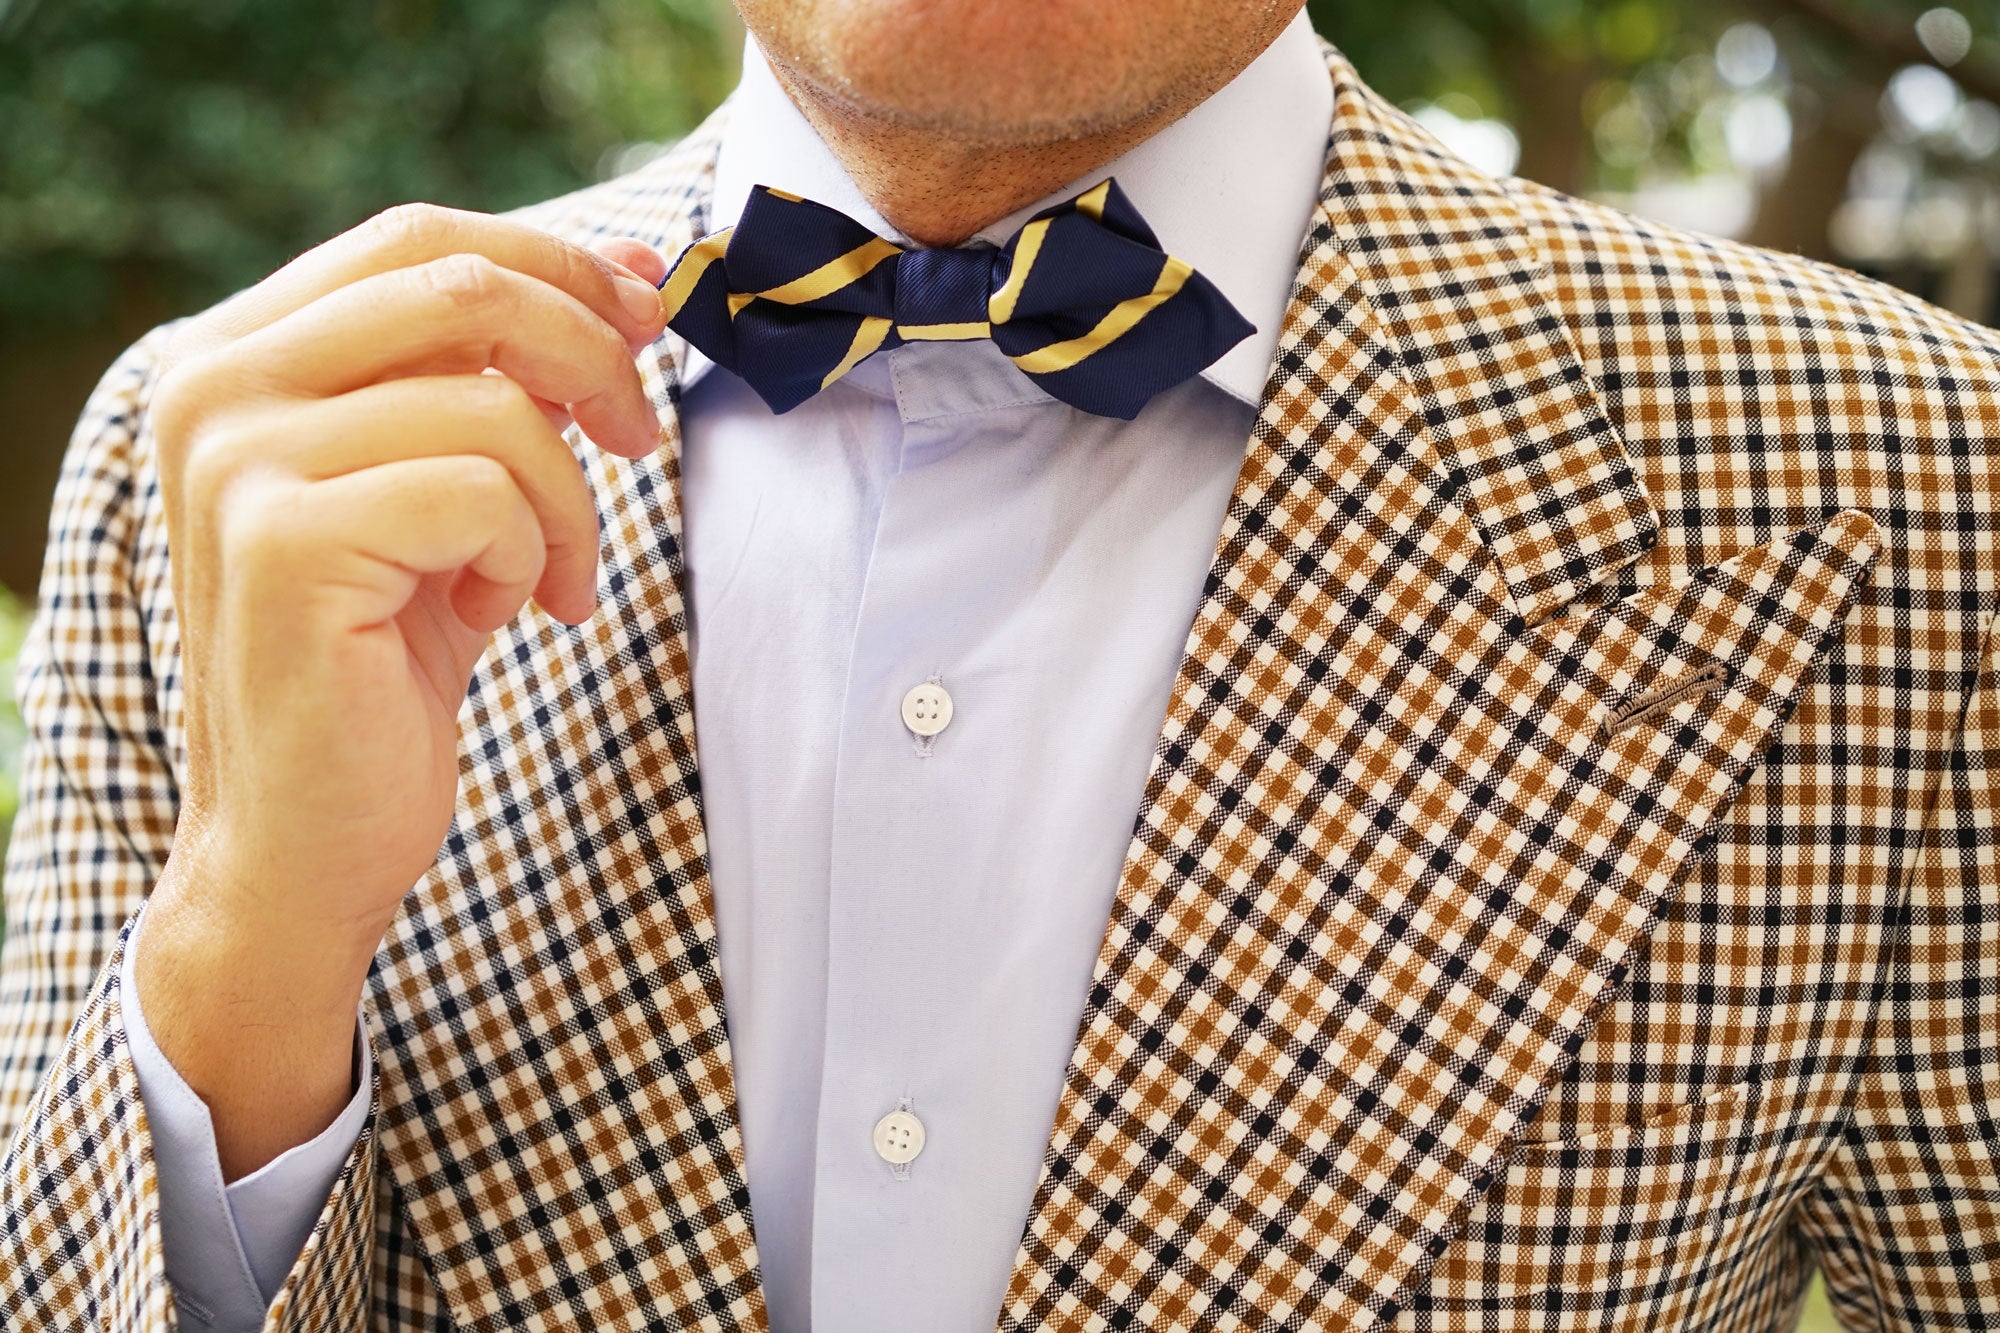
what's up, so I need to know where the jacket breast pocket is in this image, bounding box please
[1412,1081,1760,1328]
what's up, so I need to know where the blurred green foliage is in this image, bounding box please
[1318,0,2000,173]
[0,0,742,333]
[1318,0,2000,277]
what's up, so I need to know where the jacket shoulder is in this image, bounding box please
[1506,177,2000,600]
[1510,178,2000,400]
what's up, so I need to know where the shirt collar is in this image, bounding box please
[684,9,1332,408]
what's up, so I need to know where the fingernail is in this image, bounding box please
[615,275,664,324]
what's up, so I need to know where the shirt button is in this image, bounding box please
[872,1109,926,1165]
[901,682,953,737]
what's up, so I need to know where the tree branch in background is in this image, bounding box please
[1759,0,2000,104]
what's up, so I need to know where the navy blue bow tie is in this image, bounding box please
[657,178,1253,420]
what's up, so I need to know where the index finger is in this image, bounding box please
[179,203,667,358]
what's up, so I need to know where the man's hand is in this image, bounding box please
[132,204,670,1179]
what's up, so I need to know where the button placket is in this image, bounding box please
[803,344,1099,1326]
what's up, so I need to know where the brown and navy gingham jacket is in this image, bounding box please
[3,43,1997,1333]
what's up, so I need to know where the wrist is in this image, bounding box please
[142,845,384,1002]
[155,809,397,965]
[134,850,381,1178]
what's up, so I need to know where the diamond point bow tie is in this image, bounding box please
[657,178,1254,420]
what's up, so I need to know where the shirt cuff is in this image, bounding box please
[121,912,373,1328]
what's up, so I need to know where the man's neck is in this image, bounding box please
[762,62,1208,248]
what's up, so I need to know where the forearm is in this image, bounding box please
[123,922,373,1328]
[133,845,386,1180]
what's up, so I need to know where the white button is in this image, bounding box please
[872,1109,926,1165]
[901,682,953,737]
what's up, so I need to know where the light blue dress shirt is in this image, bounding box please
[123,13,1333,1330]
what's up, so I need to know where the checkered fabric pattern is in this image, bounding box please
[4,39,1997,1333]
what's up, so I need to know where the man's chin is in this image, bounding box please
[738,0,1226,146]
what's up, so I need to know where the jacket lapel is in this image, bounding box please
[365,120,771,1333]
[1318,62,1659,625]
[998,49,1879,1333]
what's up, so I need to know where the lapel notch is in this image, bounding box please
[1319,56,1659,626]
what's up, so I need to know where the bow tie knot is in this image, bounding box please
[892,247,998,338]
[658,178,1252,419]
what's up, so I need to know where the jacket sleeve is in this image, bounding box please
[0,331,381,1331]
[1797,608,2000,1329]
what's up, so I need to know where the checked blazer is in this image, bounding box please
[4,41,1999,1333]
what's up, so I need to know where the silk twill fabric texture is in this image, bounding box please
[3,41,1998,1333]
[657,179,1254,418]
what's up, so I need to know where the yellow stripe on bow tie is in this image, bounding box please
[987,218,1050,326]
[756,235,903,306]
[1010,255,1193,375]
[898,321,992,340]
[659,229,733,321]
[821,315,894,389]
[1072,180,1112,221]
